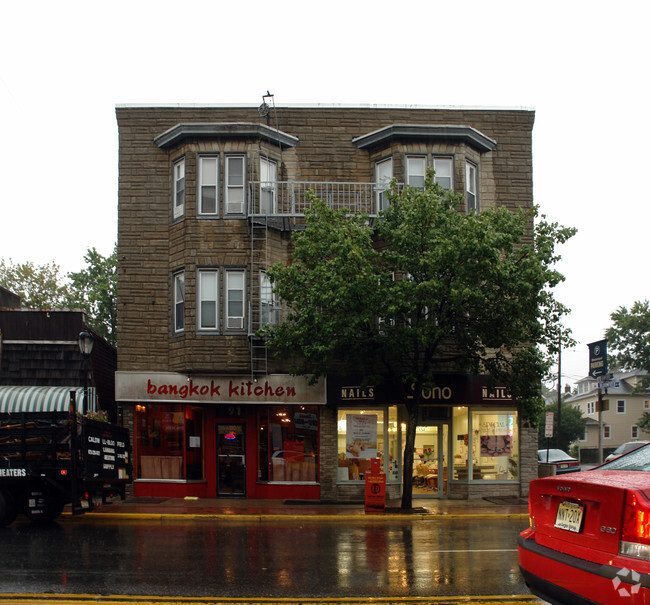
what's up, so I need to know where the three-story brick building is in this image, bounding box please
[116,103,538,502]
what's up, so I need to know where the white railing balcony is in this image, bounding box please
[248,181,403,218]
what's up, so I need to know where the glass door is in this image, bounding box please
[216,424,246,496]
[412,424,449,497]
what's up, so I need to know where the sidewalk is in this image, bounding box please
[72,495,530,521]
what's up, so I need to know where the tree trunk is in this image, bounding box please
[400,400,419,509]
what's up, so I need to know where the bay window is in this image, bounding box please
[198,155,218,216]
[406,156,426,189]
[225,155,245,215]
[172,157,185,220]
[466,161,478,212]
[172,270,185,334]
[433,157,453,190]
[198,269,218,331]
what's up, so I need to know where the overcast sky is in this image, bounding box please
[1,0,647,386]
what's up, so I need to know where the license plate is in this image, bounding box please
[558,464,568,468]
[555,501,584,533]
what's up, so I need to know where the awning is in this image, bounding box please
[0,386,95,414]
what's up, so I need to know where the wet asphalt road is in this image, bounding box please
[0,516,531,599]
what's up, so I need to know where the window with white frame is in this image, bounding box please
[259,157,277,215]
[375,157,393,212]
[645,400,650,410]
[406,156,426,189]
[632,425,640,440]
[603,424,611,439]
[225,155,245,215]
[226,270,245,330]
[617,400,626,414]
[466,161,478,212]
[587,401,595,415]
[172,271,185,334]
[198,269,218,331]
[433,157,453,190]
[172,158,186,220]
[260,272,277,326]
[198,155,219,216]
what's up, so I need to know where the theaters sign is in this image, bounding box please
[115,372,326,405]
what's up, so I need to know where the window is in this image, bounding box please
[225,155,245,215]
[433,157,453,190]
[469,409,518,480]
[135,404,204,480]
[198,269,218,331]
[198,155,218,215]
[587,401,595,415]
[226,270,245,330]
[375,157,393,212]
[617,400,626,414]
[258,406,319,482]
[603,424,611,439]
[172,271,185,334]
[406,156,426,189]
[645,400,650,410]
[259,157,277,215]
[172,158,185,220]
[260,272,277,326]
[466,161,478,212]
[337,408,399,482]
[632,425,640,440]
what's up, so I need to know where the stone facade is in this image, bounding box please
[116,104,535,501]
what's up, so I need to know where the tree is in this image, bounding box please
[67,246,117,346]
[538,402,586,452]
[265,175,575,509]
[0,247,117,346]
[605,300,650,380]
[0,259,72,309]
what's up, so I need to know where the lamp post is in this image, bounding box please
[78,330,94,413]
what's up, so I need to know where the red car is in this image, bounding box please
[519,443,650,604]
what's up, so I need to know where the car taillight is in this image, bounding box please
[620,490,650,559]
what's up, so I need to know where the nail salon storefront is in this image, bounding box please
[116,371,534,501]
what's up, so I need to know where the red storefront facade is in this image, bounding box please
[116,372,325,500]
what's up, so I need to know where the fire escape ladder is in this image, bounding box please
[249,214,269,380]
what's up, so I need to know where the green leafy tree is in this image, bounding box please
[606,301,650,378]
[0,259,72,309]
[636,412,650,434]
[538,401,586,452]
[265,175,575,508]
[68,246,117,346]
[0,246,117,346]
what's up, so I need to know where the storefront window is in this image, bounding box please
[452,407,469,479]
[258,406,319,482]
[135,404,204,480]
[471,408,518,480]
[337,407,399,482]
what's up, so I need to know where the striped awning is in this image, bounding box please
[0,386,96,414]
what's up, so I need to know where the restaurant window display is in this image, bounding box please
[135,404,204,480]
[337,407,400,482]
[258,406,319,482]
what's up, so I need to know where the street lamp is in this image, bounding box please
[78,331,94,412]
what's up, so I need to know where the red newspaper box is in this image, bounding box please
[364,458,386,513]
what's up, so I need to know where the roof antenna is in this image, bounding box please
[258,91,273,124]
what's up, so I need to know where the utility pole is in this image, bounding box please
[556,332,562,450]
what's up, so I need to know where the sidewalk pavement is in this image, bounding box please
[70,495,530,521]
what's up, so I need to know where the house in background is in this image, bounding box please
[115,102,538,502]
[0,307,118,423]
[566,370,650,462]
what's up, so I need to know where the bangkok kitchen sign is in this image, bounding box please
[115,372,326,405]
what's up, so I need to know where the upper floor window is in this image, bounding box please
[587,401,595,415]
[226,270,245,330]
[406,156,426,189]
[433,157,453,190]
[260,272,278,326]
[173,158,186,220]
[375,157,393,212]
[198,269,218,331]
[466,161,478,212]
[198,156,219,216]
[172,270,185,334]
[260,157,277,215]
[225,155,245,215]
[617,400,626,414]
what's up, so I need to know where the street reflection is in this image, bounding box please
[0,517,529,599]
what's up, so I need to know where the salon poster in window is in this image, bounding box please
[480,434,511,456]
[346,414,377,459]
